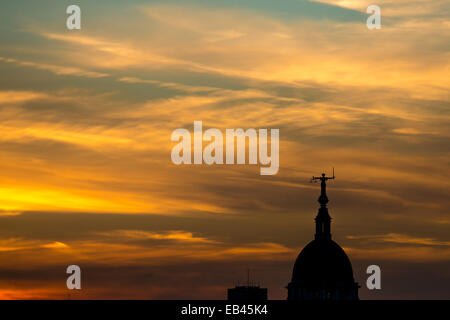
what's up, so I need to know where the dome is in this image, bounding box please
[287,172,359,300]
[291,238,355,287]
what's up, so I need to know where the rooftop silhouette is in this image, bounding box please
[227,269,268,301]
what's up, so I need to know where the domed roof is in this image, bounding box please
[291,238,355,287]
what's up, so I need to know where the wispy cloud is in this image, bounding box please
[347,233,450,246]
[98,230,218,244]
[41,241,70,249]
[345,246,450,262]
[0,56,108,78]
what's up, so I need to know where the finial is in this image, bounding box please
[312,169,335,240]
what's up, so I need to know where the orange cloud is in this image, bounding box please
[345,246,450,262]
[41,242,70,249]
[347,233,450,246]
[98,230,218,244]
[0,56,108,78]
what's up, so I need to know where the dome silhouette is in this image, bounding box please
[291,239,355,287]
[287,172,359,300]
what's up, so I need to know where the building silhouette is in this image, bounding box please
[227,285,268,301]
[228,270,268,301]
[287,173,359,300]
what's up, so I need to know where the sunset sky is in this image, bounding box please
[0,0,449,299]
